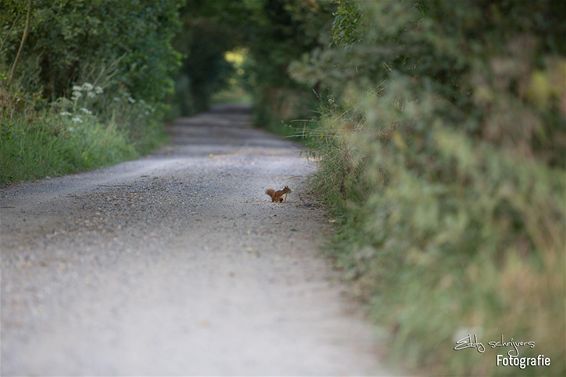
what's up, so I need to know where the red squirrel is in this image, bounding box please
[265,186,292,203]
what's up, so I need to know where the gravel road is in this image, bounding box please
[1,106,387,375]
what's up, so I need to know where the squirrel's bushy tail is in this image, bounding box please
[265,188,276,202]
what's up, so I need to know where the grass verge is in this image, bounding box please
[0,81,170,187]
[0,110,167,186]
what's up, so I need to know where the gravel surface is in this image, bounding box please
[1,105,388,376]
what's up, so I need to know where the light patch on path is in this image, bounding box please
[1,106,390,375]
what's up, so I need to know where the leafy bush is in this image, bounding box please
[1,0,181,104]
[0,0,181,185]
[290,0,566,375]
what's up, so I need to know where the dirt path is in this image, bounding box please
[1,106,387,375]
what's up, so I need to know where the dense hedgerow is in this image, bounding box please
[290,0,566,375]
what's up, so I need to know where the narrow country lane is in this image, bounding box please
[0,106,387,375]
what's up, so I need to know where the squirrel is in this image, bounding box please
[265,186,292,203]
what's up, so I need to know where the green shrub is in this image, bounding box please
[291,0,566,375]
[0,0,181,185]
[1,0,182,104]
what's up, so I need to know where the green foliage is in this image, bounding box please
[172,17,237,114]
[0,0,181,185]
[244,0,332,128]
[331,0,361,46]
[171,0,252,115]
[1,0,182,104]
[291,0,566,375]
[0,111,136,184]
[171,0,331,122]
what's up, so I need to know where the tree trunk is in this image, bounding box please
[7,0,32,86]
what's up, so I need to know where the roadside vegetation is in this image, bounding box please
[0,0,181,185]
[296,3,565,375]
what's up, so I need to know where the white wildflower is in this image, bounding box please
[68,127,75,132]
[94,86,103,94]
[82,82,94,91]
[113,97,120,102]
[80,107,92,115]
[72,85,82,91]
[127,96,136,104]
[72,91,82,99]
[71,116,83,123]
[60,111,72,116]
[87,92,96,98]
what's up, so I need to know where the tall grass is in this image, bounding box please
[0,82,166,186]
[0,112,136,185]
